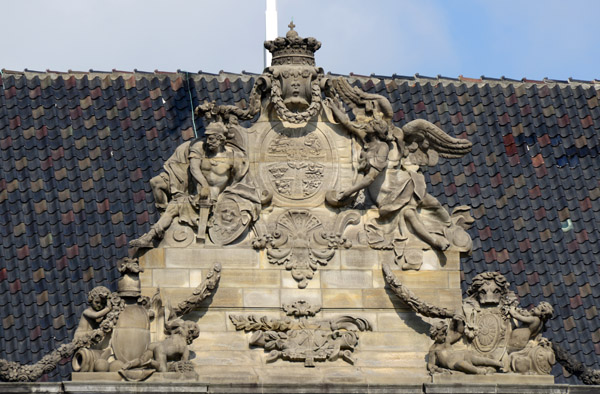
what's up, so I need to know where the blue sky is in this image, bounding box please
[2,0,599,80]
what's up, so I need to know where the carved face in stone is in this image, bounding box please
[183,322,200,345]
[276,66,315,110]
[217,200,240,226]
[476,281,503,306]
[204,123,228,153]
[87,286,110,311]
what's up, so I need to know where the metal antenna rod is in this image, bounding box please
[264,0,278,69]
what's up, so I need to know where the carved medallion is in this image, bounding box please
[472,311,505,354]
[258,125,336,207]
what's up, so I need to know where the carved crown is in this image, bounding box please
[264,22,321,66]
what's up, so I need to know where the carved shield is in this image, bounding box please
[112,304,151,362]
[472,310,509,360]
[257,125,337,207]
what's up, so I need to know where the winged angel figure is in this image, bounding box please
[325,78,473,269]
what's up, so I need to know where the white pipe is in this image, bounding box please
[265,0,278,68]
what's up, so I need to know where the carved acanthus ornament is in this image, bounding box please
[230,301,371,367]
[253,210,359,288]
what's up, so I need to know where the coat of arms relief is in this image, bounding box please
[128,22,474,288]
[0,23,564,384]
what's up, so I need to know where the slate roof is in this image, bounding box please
[0,69,599,383]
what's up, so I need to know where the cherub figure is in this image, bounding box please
[74,286,112,338]
[73,286,113,371]
[507,302,554,352]
[428,318,504,375]
[122,317,199,373]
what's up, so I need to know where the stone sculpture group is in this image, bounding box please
[0,23,574,384]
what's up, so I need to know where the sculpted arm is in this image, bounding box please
[447,318,465,345]
[339,166,381,200]
[189,143,210,197]
[427,348,438,372]
[82,306,111,320]
[326,98,367,141]
[509,307,538,325]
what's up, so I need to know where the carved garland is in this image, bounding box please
[0,293,125,382]
[382,263,454,319]
[553,341,600,385]
[172,263,222,316]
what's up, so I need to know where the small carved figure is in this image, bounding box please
[383,265,557,376]
[130,121,251,247]
[324,78,472,269]
[507,302,554,352]
[74,286,112,338]
[121,318,199,373]
[428,319,504,375]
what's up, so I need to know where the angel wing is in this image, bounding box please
[401,119,472,166]
[330,77,393,121]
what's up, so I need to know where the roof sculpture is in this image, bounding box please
[0,23,599,386]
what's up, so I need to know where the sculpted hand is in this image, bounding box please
[199,187,210,199]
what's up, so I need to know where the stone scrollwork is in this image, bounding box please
[230,301,371,367]
[382,264,556,376]
[253,210,359,288]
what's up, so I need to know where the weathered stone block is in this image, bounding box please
[220,269,281,288]
[152,269,189,287]
[159,287,242,308]
[139,248,165,268]
[190,350,263,366]
[340,248,379,270]
[191,331,248,352]
[322,288,363,308]
[321,270,372,288]
[243,288,281,308]
[359,331,431,352]
[320,367,367,384]
[281,288,322,306]
[185,310,227,332]
[372,269,450,289]
[139,269,152,287]
[376,312,430,333]
[165,248,259,269]
[354,351,427,368]
[429,373,556,386]
[254,366,325,384]
[194,365,258,384]
[362,367,430,385]
[362,288,411,309]
[189,269,204,287]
